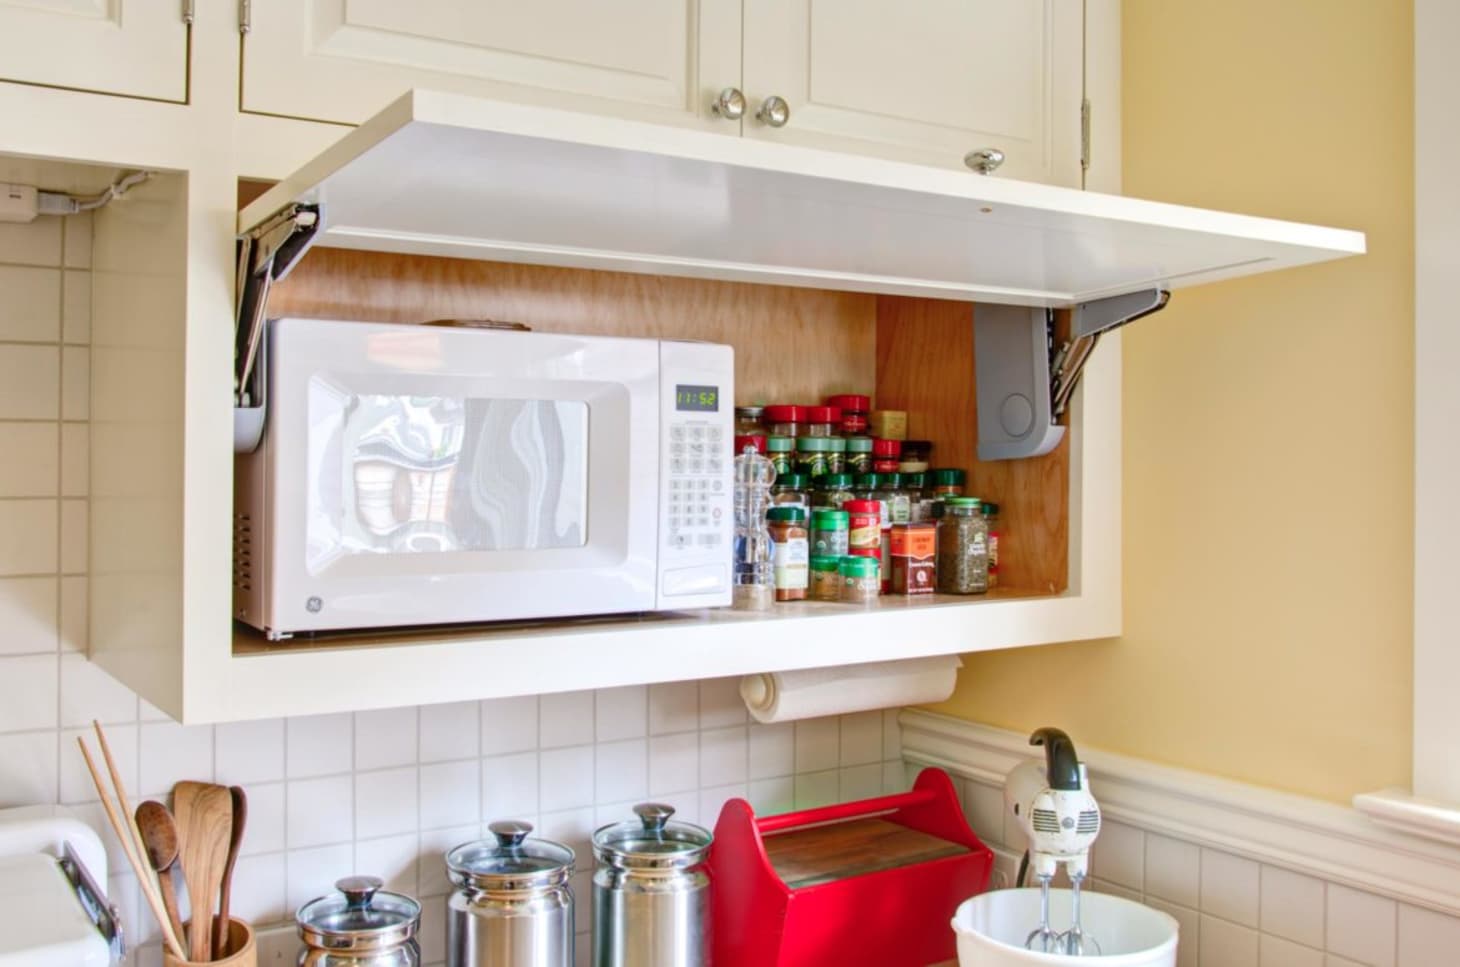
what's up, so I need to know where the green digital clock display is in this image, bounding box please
[675,384,720,412]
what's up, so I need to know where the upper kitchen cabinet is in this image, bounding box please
[0,0,188,101]
[741,0,1084,184]
[240,0,744,131]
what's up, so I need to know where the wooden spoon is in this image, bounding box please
[173,781,233,962]
[134,800,187,949]
[214,786,248,958]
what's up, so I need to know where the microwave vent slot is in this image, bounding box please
[233,513,252,590]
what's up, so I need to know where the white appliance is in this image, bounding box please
[235,318,734,639]
[0,807,120,966]
[1004,727,1103,955]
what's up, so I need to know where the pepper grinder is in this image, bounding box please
[732,441,776,610]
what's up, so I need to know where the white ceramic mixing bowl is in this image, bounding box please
[952,889,1178,966]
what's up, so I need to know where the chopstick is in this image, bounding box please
[77,732,189,961]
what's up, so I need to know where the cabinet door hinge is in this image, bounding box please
[181,0,194,25]
[238,0,251,33]
[1080,98,1091,174]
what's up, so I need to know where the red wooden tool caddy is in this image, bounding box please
[710,767,993,966]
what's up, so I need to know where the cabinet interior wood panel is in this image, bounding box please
[0,0,187,101]
[243,0,741,130]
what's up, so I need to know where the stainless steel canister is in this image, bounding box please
[592,803,713,967]
[297,876,421,966]
[446,820,575,967]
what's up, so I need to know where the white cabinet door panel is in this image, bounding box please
[743,0,1082,185]
[0,0,187,101]
[243,0,742,131]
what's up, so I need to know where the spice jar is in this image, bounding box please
[982,501,1001,589]
[840,555,881,604]
[812,473,855,510]
[804,405,841,438]
[898,440,932,474]
[766,435,795,476]
[872,438,902,473]
[936,497,989,594]
[824,436,846,475]
[763,405,804,439]
[733,434,766,457]
[902,471,934,522]
[770,473,809,512]
[811,508,849,557]
[809,556,843,602]
[931,468,966,497]
[734,405,765,436]
[870,410,908,441]
[844,436,874,475]
[767,506,809,601]
[827,394,870,436]
[297,876,422,966]
[890,522,937,596]
[873,473,912,526]
[852,472,879,500]
[845,499,882,555]
[795,437,830,479]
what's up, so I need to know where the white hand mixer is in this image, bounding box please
[1004,727,1103,956]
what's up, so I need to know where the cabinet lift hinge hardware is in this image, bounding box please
[1080,98,1091,173]
[181,0,194,25]
[234,202,321,452]
[238,0,251,33]
[973,288,1170,461]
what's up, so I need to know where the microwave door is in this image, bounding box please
[265,319,660,634]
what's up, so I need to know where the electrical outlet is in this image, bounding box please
[0,184,39,223]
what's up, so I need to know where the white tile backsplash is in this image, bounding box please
[0,577,58,653]
[837,710,883,767]
[1261,863,1326,948]
[1398,903,1460,967]
[0,345,59,419]
[418,701,478,763]
[794,716,840,773]
[1146,832,1202,908]
[594,685,646,742]
[355,766,419,838]
[539,691,594,748]
[286,713,352,778]
[355,706,418,771]
[699,725,747,787]
[648,680,698,735]
[648,731,699,797]
[1200,848,1260,929]
[0,264,61,342]
[1327,883,1397,967]
[1200,913,1260,967]
[215,718,285,786]
[480,695,538,755]
[0,423,57,496]
[0,653,58,731]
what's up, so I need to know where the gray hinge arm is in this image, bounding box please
[1080,98,1091,173]
[239,0,251,33]
[182,0,194,25]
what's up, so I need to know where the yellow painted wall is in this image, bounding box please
[937,0,1415,803]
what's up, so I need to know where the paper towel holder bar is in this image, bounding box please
[973,288,1169,461]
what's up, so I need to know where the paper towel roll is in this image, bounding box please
[739,655,962,723]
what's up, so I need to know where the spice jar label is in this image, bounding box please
[772,536,809,590]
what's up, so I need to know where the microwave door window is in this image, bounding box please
[307,382,589,575]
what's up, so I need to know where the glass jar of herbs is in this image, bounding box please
[844,436,874,475]
[795,436,831,478]
[770,473,810,512]
[766,435,795,476]
[812,473,855,510]
[936,497,989,594]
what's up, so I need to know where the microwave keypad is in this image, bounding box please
[667,423,728,550]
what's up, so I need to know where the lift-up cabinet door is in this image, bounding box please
[0,0,187,101]
[240,0,743,130]
[742,0,1083,184]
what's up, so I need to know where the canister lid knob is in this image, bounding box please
[335,875,383,911]
[489,820,533,849]
[634,802,675,833]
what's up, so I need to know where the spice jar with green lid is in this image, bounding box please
[903,471,934,521]
[812,473,855,510]
[795,436,831,478]
[936,497,989,594]
[766,435,795,476]
[770,473,809,511]
[844,436,874,475]
[767,506,809,601]
[852,472,881,499]
[982,501,1001,589]
[809,556,843,602]
[824,435,847,475]
[930,468,966,496]
[840,555,881,604]
[810,508,850,557]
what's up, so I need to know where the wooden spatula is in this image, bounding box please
[173,781,233,961]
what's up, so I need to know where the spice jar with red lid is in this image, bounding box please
[872,438,902,473]
[763,405,805,439]
[804,405,841,438]
[733,434,767,456]
[826,394,870,436]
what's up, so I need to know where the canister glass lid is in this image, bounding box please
[446,821,575,892]
[296,876,420,952]
[592,803,713,871]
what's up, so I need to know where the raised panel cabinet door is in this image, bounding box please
[742,0,1083,185]
[242,0,743,130]
[0,0,187,101]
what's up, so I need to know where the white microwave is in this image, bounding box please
[234,318,734,640]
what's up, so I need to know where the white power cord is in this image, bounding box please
[36,170,153,216]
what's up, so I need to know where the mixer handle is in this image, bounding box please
[1029,727,1083,792]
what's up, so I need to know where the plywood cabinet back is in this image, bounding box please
[267,249,876,405]
[875,296,1069,594]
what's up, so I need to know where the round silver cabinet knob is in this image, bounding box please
[756,95,791,128]
[711,87,746,120]
[964,148,1006,174]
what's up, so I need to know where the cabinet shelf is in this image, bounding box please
[222,588,1087,722]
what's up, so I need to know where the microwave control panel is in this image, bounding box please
[658,341,734,607]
